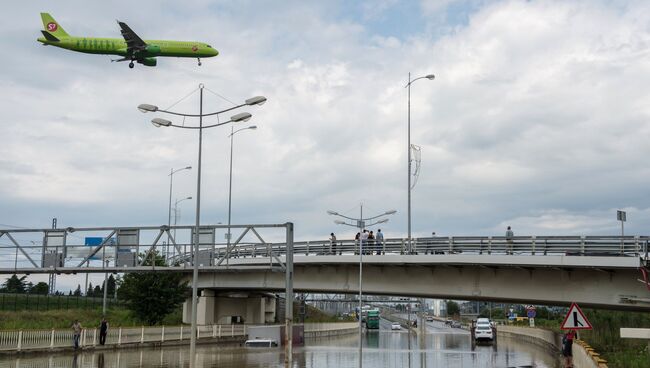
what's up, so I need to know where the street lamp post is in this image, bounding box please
[172,196,192,257]
[138,85,266,367]
[167,167,191,259]
[226,125,257,264]
[327,205,396,368]
[406,73,435,252]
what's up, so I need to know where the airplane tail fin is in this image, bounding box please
[40,13,70,38]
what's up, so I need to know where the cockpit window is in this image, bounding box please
[207,45,212,48]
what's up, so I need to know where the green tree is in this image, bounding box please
[107,275,116,297]
[93,285,101,296]
[87,282,94,297]
[446,301,460,317]
[1,274,28,293]
[30,282,49,295]
[118,251,189,325]
[73,284,82,296]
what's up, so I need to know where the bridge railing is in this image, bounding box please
[0,224,647,272]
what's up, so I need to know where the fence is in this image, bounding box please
[0,324,247,352]
[0,293,122,312]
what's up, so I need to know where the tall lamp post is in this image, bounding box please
[138,84,266,367]
[327,205,396,368]
[172,196,192,258]
[226,125,258,262]
[406,73,435,251]
[167,167,191,259]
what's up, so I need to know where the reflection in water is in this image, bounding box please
[0,324,560,368]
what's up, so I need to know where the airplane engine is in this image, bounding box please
[144,45,161,55]
[138,57,157,67]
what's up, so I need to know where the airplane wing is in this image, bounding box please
[117,21,147,57]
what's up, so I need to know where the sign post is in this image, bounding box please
[561,303,593,330]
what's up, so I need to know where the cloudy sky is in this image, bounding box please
[1,0,649,272]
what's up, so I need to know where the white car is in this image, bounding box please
[391,322,401,330]
[474,323,494,342]
[426,316,434,322]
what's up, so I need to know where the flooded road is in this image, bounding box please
[0,319,560,367]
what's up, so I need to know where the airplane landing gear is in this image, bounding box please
[197,58,202,66]
[129,61,134,69]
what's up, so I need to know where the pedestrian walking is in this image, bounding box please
[376,229,384,255]
[505,226,514,254]
[99,316,109,345]
[562,329,576,367]
[71,320,82,349]
[329,233,337,255]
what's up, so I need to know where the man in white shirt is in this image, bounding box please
[360,230,369,254]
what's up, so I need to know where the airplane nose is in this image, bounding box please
[211,48,219,57]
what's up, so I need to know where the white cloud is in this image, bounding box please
[1,0,649,259]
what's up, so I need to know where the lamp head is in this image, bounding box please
[334,220,346,225]
[377,219,389,224]
[246,96,267,106]
[151,118,172,127]
[425,74,435,80]
[138,104,158,113]
[248,125,258,130]
[186,196,192,200]
[185,166,192,170]
[327,210,338,216]
[231,112,252,123]
[385,210,397,215]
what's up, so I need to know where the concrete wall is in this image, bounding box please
[497,326,608,368]
[497,325,560,353]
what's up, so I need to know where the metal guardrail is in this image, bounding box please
[0,322,359,352]
[0,225,647,273]
[0,324,247,352]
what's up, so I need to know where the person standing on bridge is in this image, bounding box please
[355,232,360,254]
[368,231,375,255]
[376,229,384,255]
[361,230,369,254]
[505,226,514,254]
[329,233,337,255]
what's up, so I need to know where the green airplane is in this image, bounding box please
[36,13,218,68]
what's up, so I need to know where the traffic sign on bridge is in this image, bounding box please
[561,302,592,330]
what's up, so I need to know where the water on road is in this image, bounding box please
[0,319,560,367]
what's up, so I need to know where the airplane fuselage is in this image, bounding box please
[37,36,218,59]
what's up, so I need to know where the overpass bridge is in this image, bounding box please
[1,224,649,320]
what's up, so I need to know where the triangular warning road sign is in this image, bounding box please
[561,302,593,330]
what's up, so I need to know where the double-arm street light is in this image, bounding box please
[327,205,396,368]
[406,73,435,251]
[226,125,257,264]
[167,166,191,260]
[138,84,266,367]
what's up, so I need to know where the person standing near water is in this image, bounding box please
[99,317,109,345]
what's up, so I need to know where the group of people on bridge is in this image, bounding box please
[329,229,385,255]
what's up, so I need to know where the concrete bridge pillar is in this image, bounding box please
[197,290,216,325]
[182,292,277,325]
